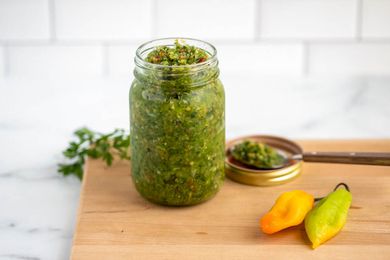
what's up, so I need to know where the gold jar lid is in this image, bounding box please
[225,135,303,186]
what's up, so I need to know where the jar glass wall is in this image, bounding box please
[130,38,225,206]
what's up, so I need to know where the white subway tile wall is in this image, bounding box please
[218,43,303,75]
[309,43,390,75]
[8,45,103,77]
[0,0,50,40]
[155,0,256,40]
[55,0,153,40]
[107,45,138,76]
[0,0,390,77]
[260,0,358,39]
[0,46,4,77]
[362,0,390,38]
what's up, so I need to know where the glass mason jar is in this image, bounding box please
[129,38,225,206]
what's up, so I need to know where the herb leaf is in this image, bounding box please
[58,127,130,180]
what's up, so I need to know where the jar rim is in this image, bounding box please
[135,37,218,70]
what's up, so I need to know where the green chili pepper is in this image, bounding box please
[305,183,352,249]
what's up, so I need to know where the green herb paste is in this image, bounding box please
[145,39,209,65]
[130,40,225,206]
[231,140,284,169]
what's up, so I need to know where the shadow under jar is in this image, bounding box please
[130,38,225,206]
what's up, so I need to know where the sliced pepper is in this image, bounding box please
[305,183,352,249]
[260,190,314,234]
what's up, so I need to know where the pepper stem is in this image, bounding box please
[314,182,350,202]
[333,182,350,192]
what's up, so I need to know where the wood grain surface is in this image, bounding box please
[71,140,390,260]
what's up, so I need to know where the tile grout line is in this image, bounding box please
[254,0,262,42]
[356,0,363,41]
[3,44,10,77]
[102,44,109,76]
[302,42,310,76]
[48,0,57,42]
[2,38,390,46]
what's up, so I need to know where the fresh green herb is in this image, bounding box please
[58,127,130,180]
[231,140,284,169]
[145,39,209,65]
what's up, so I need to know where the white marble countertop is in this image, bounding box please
[1,75,389,260]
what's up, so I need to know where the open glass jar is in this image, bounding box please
[130,38,225,206]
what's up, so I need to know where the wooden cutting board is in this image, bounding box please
[71,140,390,259]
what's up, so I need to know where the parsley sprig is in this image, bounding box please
[58,127,130,180]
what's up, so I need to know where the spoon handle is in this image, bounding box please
[297,152,390,166]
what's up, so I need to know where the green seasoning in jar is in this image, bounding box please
[130,38,225,206]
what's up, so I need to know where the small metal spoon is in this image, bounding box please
[227,135,390,171]
[269,150,390,169]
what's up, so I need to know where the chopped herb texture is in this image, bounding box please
[231,140,284,169]
[145,39,209,66]
[130,38,225,206]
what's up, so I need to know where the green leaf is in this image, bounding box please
[57,127,131,180]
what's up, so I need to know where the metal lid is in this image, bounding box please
[225,135,303,186]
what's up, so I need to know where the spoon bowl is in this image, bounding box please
[225,135,303,186]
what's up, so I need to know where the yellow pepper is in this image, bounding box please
[260,190,314,234]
